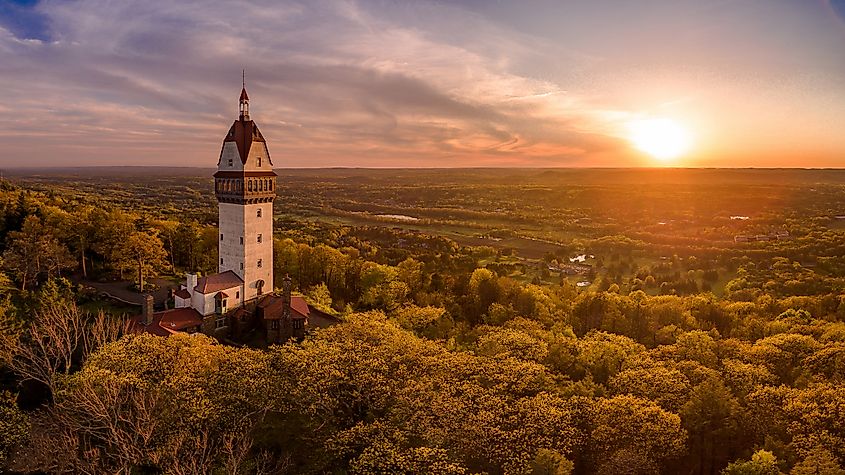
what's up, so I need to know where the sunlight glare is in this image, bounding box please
[628,118,692,162]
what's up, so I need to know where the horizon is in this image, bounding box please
[3,165,845,173]
[3,165,845,170]
[1,0,845,168]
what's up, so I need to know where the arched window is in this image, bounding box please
[248,179,253,192]
[257,208,262,218]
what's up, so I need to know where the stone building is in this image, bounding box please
[132,83,309,343]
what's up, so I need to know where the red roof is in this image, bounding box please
[195,271,243,294]
[174,288,191,299]
[260,295,310,320]
[215,291,229,299]
[291,296,310,318]
[130,308,204,337]
[223,119,265,164]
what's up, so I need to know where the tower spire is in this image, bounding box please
[239,70,250,121]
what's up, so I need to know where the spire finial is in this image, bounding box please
[239,70,250,120]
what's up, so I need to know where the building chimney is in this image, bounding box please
[282,274,292,321]
[142,294,155,326]
[186,273,198,298]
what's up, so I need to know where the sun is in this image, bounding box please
[628,118,692,162]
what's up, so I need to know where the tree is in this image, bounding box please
[305,283,334,314]
[722,450,782,475]
[2,215,73,290]
[396,257,424,296]
[9,302,130,395]
[790,448,845,475]
[173,220,202,271]
[609,365,692,412]
[151,219,179,272]
[585,395,687,474]
[125,230,168,292]
[577,331,645,384]
[89,208,135,278]
[16,333,273,474]
[531,449,573,475]
[468,268,499,323]
[681,378,744,475]
[0,392,28,470]
[392,305,452,339]
[63,207,96,279]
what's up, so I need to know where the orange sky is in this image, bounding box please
[0,0,843,168]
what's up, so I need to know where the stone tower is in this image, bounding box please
[213,83,276,302]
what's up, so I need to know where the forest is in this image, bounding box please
[0,167,844,474]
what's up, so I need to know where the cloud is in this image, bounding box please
[0,0,636,167]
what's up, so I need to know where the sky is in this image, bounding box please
[0,0,844,168]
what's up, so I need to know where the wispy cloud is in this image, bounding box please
[1,0,843,168]
[0,0,629,167]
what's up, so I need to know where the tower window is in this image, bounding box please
[240,262,244,270]
[220,233,223,241]
[220,258,224,265]
[257,259,263,268]
[228,159,233,167]
[257,234,262,243]
[257,208,262,218]
[257,157,262,167]
[240,236,244,245]
[236,291,240,299]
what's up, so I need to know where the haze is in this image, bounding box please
[1,0,844,168]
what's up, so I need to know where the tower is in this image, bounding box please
[213,81,276,302]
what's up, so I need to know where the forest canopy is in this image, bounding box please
[1,169,844,474]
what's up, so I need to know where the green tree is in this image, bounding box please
[586,395,687,474]
[681,378,744,475]
[790,448,845,475]
[2,215,73,290]
[125,230,168,292]
[0,392,28,469]
[722,450,782,475]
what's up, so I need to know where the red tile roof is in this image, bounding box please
[194,271,243,294]
[260,295,310,320]
[291,296,310,318]
[130,308,204,337]
[174,288,191,299]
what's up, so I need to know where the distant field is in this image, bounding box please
[7,167,844,293]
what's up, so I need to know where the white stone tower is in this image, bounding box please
[213,81,276,302]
